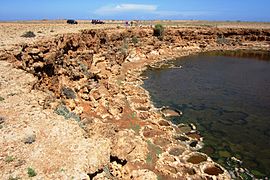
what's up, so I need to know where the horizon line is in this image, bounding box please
[0,18,270,23]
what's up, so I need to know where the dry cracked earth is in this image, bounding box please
[0,21,269,180]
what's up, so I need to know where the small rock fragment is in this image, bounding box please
[161,107,182,117]
[24,134,36,144]
[61,87,76,99]
[169,147,185,156]
[0,116,5,124]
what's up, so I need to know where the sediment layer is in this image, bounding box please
[1,27,269,179]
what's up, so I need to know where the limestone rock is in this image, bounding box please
[130,169,157,180]
[111,130,148,163]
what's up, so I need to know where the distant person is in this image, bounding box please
[125,21,129,27]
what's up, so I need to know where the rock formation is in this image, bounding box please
[0,27,269,179]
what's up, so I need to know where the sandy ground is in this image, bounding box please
[0,21,118,50]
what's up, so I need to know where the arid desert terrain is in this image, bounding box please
[0,20,269,179]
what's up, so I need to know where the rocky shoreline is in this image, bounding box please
[1,27,269,179]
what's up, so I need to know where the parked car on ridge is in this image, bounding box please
[67,19,78,24]
[91,20,105,24]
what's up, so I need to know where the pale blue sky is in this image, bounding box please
[0,0,269,21]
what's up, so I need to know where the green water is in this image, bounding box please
[142,50,270,178]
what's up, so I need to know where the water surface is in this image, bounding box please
[142,51,270,178]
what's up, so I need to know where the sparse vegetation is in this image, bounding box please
[21,31,36,38]
[128,112,137,119]
[103,165,113,179]
[217,34,230,44]
[147,140,163,155]
[27,167,37,177]
[5,155,15,163]
[79,63,91,77]
[1,20,269,179]
[200,24,214,28]
[0,96,4,101]
[61,87,76,99]
[129,122,141,134]
[54,104,80,122]
[132,36,139,44]
[146,153,153,164]
[54,104,71,119]
[116,79,123,86]
[123,38,129,49]
[153,24,165,40]
[145,140,163,165]
[8,176,20,180]
[119,38,129,57]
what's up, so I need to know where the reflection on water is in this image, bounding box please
[142,50,270,178]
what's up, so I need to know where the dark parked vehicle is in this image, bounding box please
[91,20,105,24]
[67,19,78,24]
